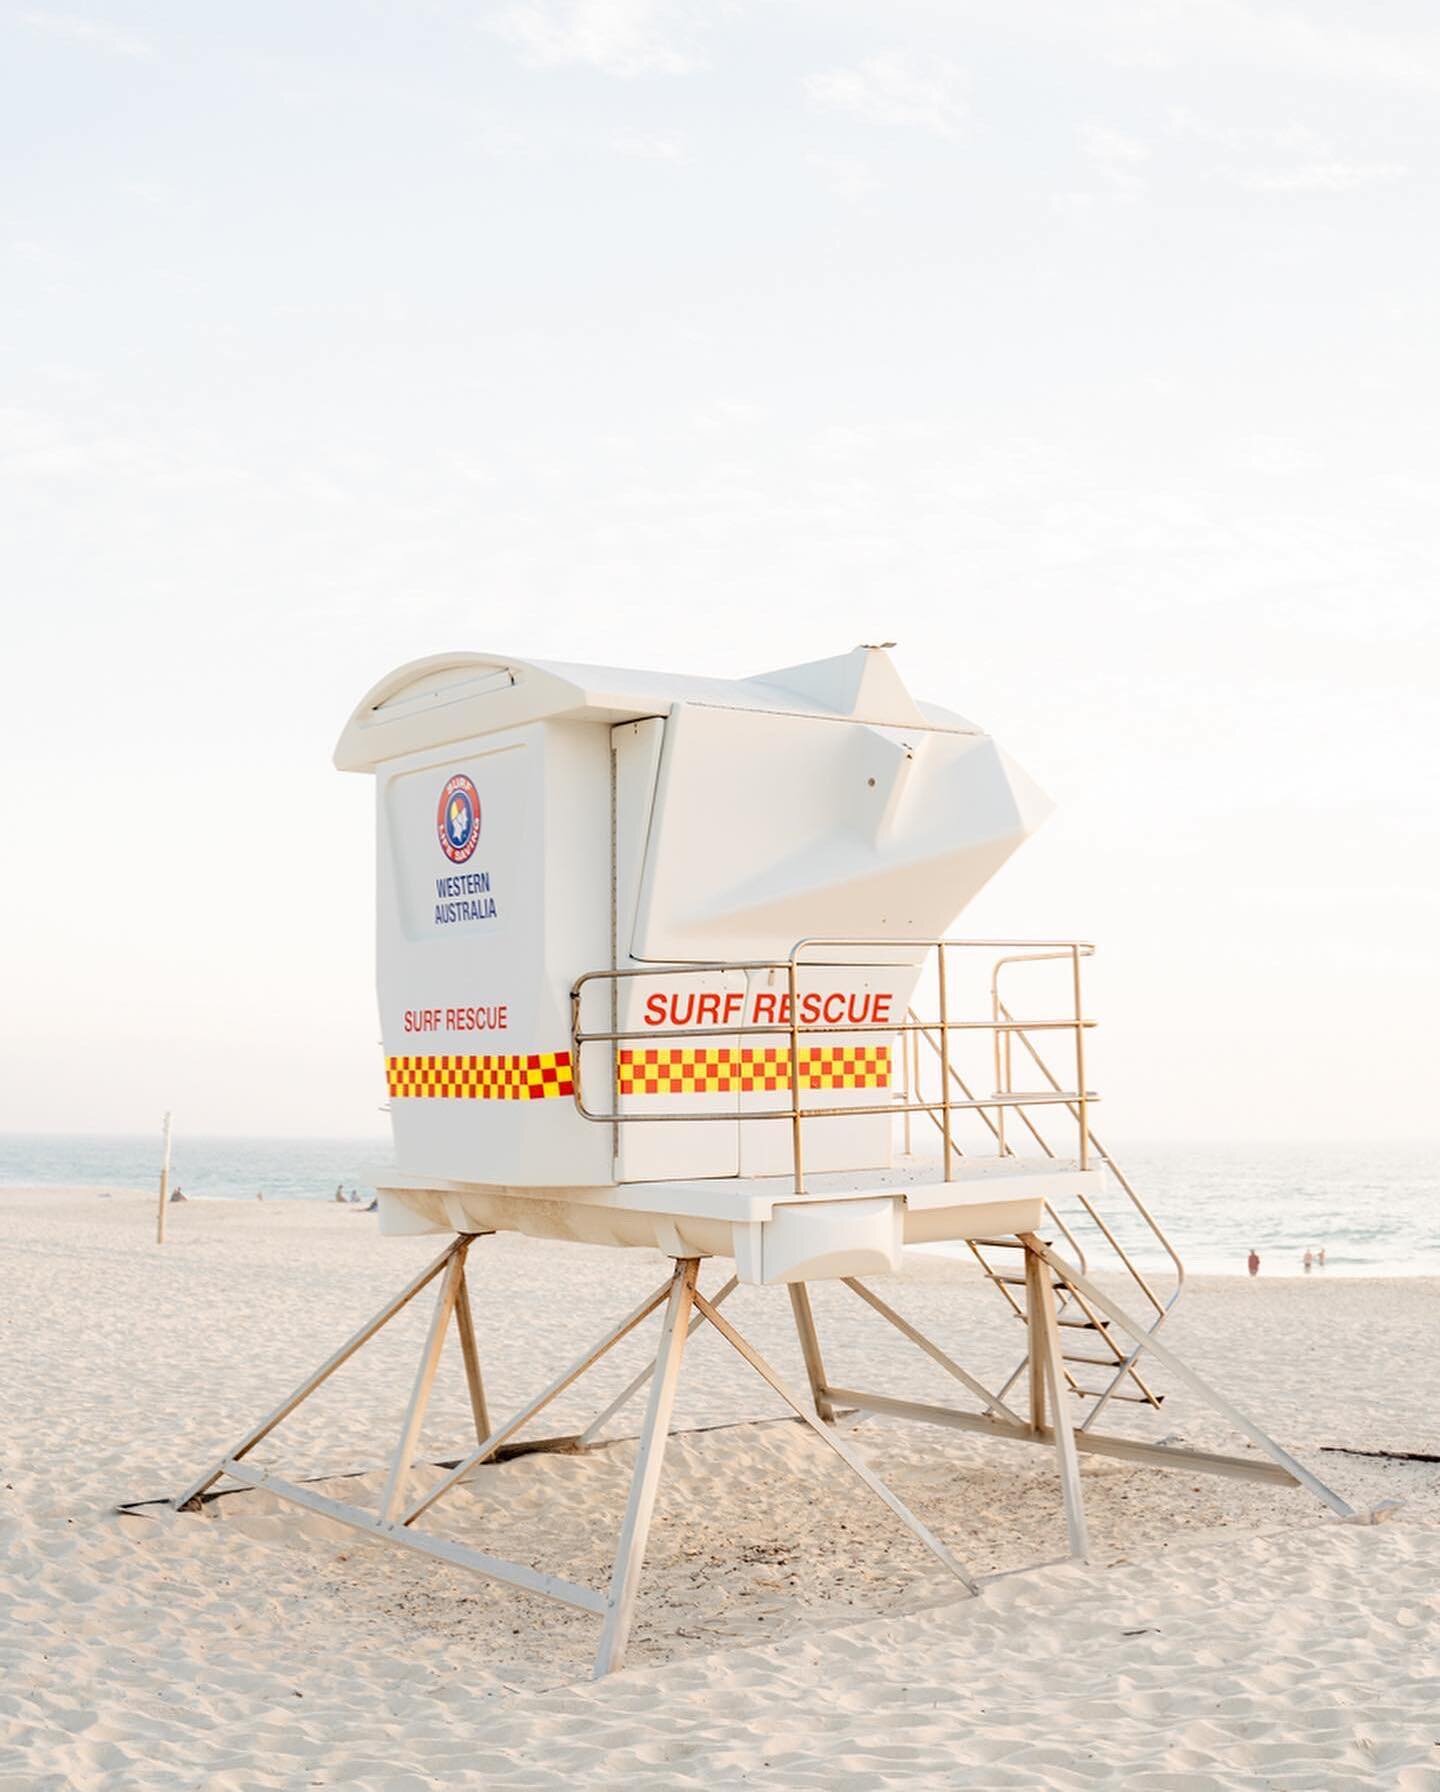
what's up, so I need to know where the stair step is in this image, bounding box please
[971,1237,1054,1250]
[1062,1350,1128,1367]
[1070,1386,1164,1405]
[1056,1316,1110,1330]
[992,1272,1065,1288]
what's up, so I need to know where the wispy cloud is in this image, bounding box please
[992,2,1440,95]
[1167,109,1410,194]
[19,8,155,59]
[1168,111,1330,155]
[1081,123,1150,195]
[1109,2,1440,94]
[490,0,704,76]
[803,52,967,140]
[610,130,685,159]
[1226,160,1410,193]
[1238,435,1322,476]
[806,152,882,202]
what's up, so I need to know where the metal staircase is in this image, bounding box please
[903,950,1185,1431]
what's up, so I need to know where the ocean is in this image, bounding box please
[1,1133,1435,1278]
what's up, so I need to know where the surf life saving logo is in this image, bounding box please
[437,774,481,864]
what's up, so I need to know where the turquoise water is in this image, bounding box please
[0,1133,1435,1276]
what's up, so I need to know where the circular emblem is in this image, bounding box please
[437,775,481,863]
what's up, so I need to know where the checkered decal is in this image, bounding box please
[615,1045,890,1096]
[386,1052,575,1100]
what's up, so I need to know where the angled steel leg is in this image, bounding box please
[593,1260,699,1677]
[380,1243,468,1522]
[788,1283,835,1422]
[1029,1240,1355,1518]
[1022,1233,1089,1559]
[1024,1250,1048,1434]
[453,1263,491,1444]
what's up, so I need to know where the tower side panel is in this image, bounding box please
[376,719,612,1188]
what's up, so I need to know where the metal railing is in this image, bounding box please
[571,937,1098,1197]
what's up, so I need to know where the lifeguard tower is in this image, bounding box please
[174,645,1352,1676]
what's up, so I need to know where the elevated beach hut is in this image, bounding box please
[174,644,1351,1676]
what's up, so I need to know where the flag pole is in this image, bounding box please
[156,1111,173,1245]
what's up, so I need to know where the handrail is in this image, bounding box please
[988,955,1186,1429]
[991,990,1186,1304]
[906,1010,1091,1275]
[571,936,1099,1198]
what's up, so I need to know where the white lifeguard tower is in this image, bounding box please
[174,645,1352,1676]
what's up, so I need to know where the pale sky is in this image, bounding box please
[2,1,1437,1142]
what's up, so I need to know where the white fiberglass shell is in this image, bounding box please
[336,644,1052,1231]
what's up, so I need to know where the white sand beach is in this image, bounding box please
[3,1189,1438,1789]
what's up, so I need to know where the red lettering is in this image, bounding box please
[800,992,822,1025]
[753,992,776,1023]
[874,994,892,1023]
[403,1003,510,1033]
[822,992,846,1023]
[644,993,668,1026]
[696,992,721,1024]
[723,990,744,1022]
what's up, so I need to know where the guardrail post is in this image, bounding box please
[937,945,953,1180]
[1071,944,1089,1170]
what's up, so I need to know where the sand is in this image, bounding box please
[2,1188,1437,1789]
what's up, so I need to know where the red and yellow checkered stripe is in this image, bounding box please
[616,1044,890,1097]
[386,1052,575,1100]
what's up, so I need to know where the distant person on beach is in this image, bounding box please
[1317,1246,1326,1268]
[169,1185,187,1203]
[334,1183,347,1204]
[1303,1248,1314,1272]
[1247,1248,1260,1277]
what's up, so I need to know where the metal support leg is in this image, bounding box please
[1021,1233,1089,1559]
[788,1282,836,1422]
[1029,1240,1356,1518]
[380,1243,468,1522]
[1024,1249,1047,1434]
[453,1263,490,1444]
[593,1260,699,1678]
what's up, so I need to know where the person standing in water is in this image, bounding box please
[1303,1248,1314,1272]
[1247,1248,1260,1277]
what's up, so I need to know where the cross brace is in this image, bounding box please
[169,1230,1351,1678]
